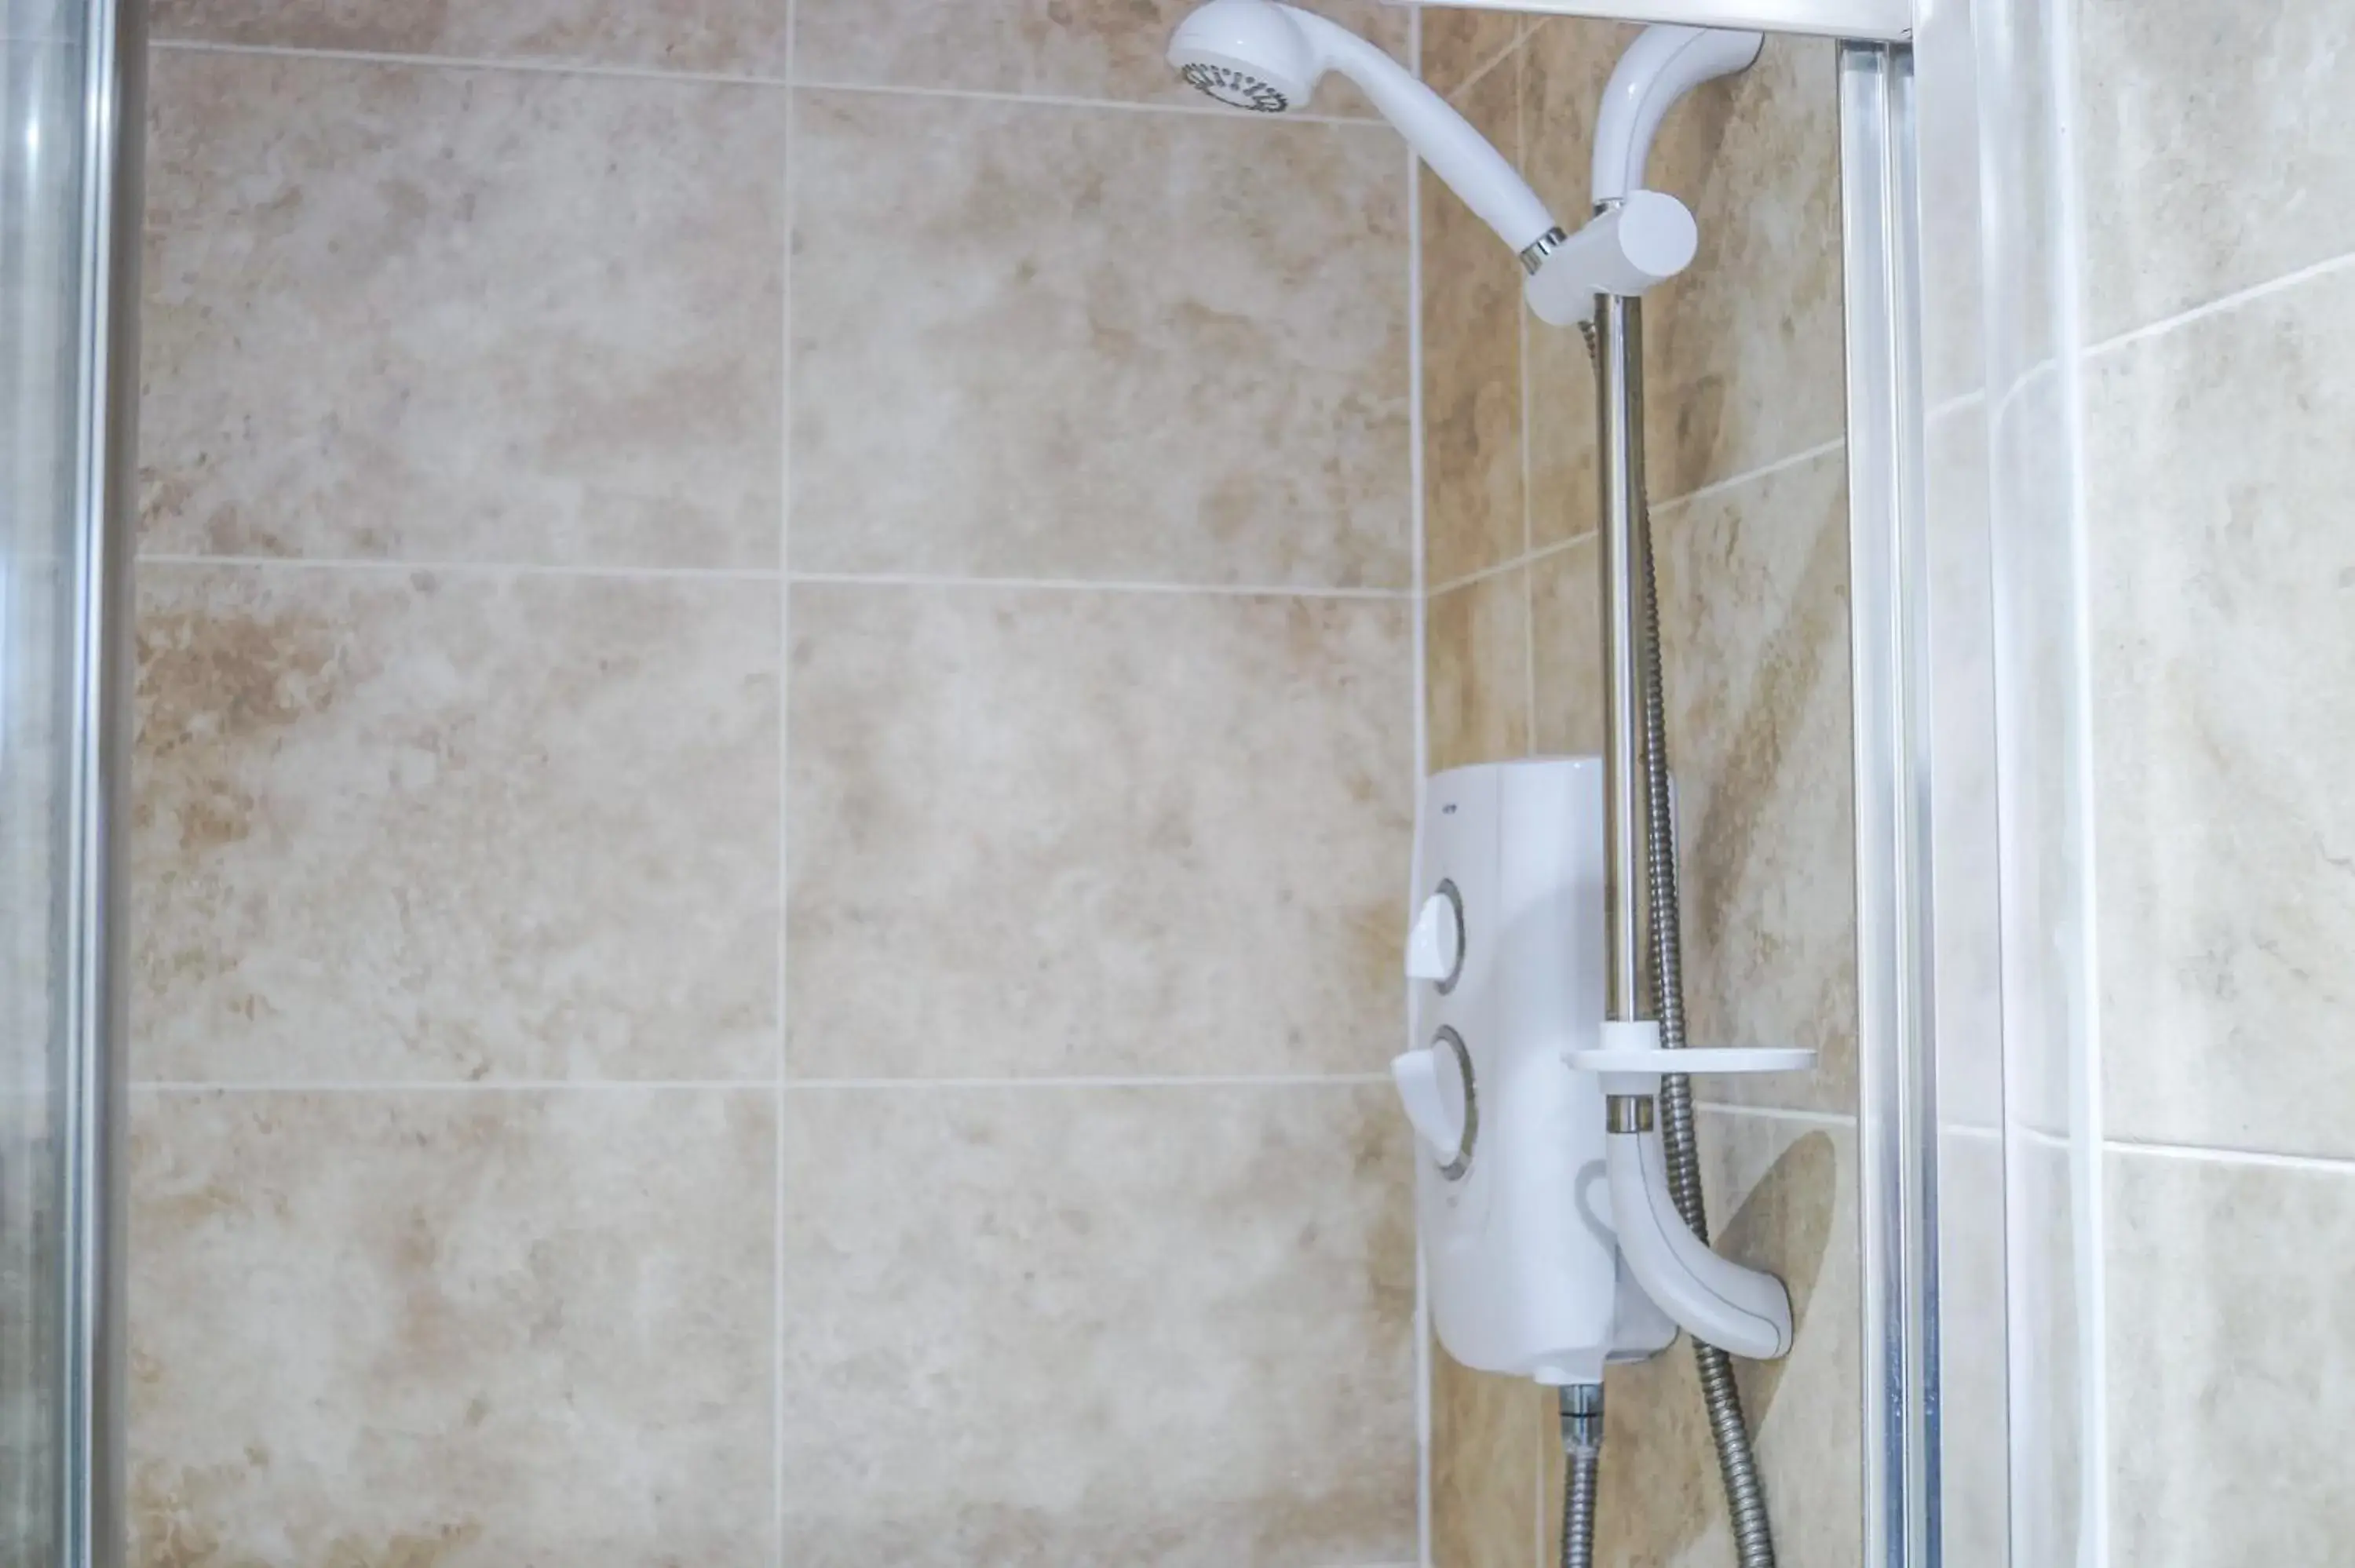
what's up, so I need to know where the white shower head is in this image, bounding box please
[1167,0,1560,257]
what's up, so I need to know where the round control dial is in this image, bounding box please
[1389,1026,1477,1181]
[1404,880,1466,993]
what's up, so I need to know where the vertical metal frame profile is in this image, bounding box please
[1838,39,1941,1568]
[60,1,146,1563]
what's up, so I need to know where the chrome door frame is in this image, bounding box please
[58,1,144,1563]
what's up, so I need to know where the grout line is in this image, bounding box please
[790,1073,1394,1091]
[789,570,1413,600]
[792,75,1382,127]
[1692,1099,1859,1129]
[148,35,798,87]
[128,1073,1396,1093]
[1440,24,1524,108]
[2083,246,2355,363]
[2103,1136,2355,1179]
[137,552,780,582]
[134,553,1415,601]
[146,36,1389,127]
[1648,432,1849,512]
[772,20,796,1561]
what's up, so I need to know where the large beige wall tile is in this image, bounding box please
[776,1085,1415,1565]
[134,566,780,1085]
[1591,1112,1853,1566]
[1521,20,1634,552]
[2077,0,2355,341]
[141,53,786,569]
[2084,273,2355,1158]
[129,1088,774,1565]
[1644,35,1843,501]
[786,584,1410,1080]
[1422,60,1524,587]
[2108,1150,2355,1565]
[1429,1353,1544,1568]
[1529,537,1600,757]
[790,91,1409,589]
[1653,452,1856,1115]
[795,0,1409,114]
[149,0,791,73]
[1427,569,1529,773]
[1421,9,1522,101]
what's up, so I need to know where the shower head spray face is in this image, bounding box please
[1167,0,1559,256]
[1167,0,1317,112]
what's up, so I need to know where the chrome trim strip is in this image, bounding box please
[61,2,144,1564]
[1838,40,1941,1568]
[1396,0,1913,44]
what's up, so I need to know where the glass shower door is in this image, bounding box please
[2,0,140,1563]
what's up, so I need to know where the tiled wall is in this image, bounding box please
[128,3,1422,1563]
[2073,2,2355,1560]
[1414,14,1857,1565]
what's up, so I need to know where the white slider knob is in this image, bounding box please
[1390,1035,1471,1170]
[1404,889,1462,984]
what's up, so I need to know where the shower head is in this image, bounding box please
[1167,0,1559,257]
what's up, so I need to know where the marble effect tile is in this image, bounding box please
[1421,60,1526,587]
[1421,9,1522,102]
[1521,19,1637,552]
[129,1089,775,1567]
[2108,1150,2355,1566]
[1529,537,1601,759]
[786,584,1411,1080]
[790,89,1410,589]
[795,0,1411,115]
[1426,568,1530,775]
[141,53,786,569]
[2077,0,2355,342]
[133,565,780,1085]
[150,0,794,74]
[1652,451,1857,1116]
[1429,1353,1545,1568]
[776,1085,1416,1566]
[1643,35,1844,501]
[2084,271,2355,1158]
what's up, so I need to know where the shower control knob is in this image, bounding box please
[1405,884,1464,987]
[1392,1028,1475,1179]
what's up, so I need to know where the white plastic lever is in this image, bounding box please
[1390,1043,1466,1158]
[1524,190,1699,324]
[1404,892,1461,983]
[1569,1021,1813,1360]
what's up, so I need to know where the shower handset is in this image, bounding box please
[1166,1,1760,320]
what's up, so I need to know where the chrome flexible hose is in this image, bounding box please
[1558,1384,1605,1568]
[1633,415,1778,1568]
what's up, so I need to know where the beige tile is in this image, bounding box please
[796,0,1410,115]
[1422,60,1524,588]
[1429,1352,1544,1568]
[2077,0,2355,342]
[786,584,1411,1079]
[1644,35,1844,501]
[1529,536,1601,759]
[133,565,780,1085]
[150,0,792,71]
[1653,451,1856,1115]
[790,90,1410,589]
[1590,1112,1854,1566]
[1426,568,1530,775]
[2108,1150,2355,1566]
[129,1088,775,1566]
[141,53,786,569]
[1521,19,1635,552]
[776,1085,1416,1566]
[2084,272,2355,1158]
[1421,8,1521,101]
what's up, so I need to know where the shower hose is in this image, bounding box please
[1561,323,1778,1568]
